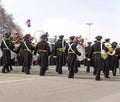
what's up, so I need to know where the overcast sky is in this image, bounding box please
[1,0,120,43]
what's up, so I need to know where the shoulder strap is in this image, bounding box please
[3,39,16,55]
[23,41,32,53]
[62,40,65,48]
[68,43,75,52]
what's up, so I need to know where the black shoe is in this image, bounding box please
[40,73,45,76]
[58,71,63,74]
[95,76,101,81]
[86,68,90,73]
[113,73,116,76]
[68,76,74,78]
[86,70,90,73]
[93,71,96,75]
[26,72,31,74]
[22,67,25,72]
[113,74,116,76]
[74,70,78,73]
[22,70,24,72]
[93,73,96,75]
[6,70,10,73]
[1,71,6,73]
[56,69,58,72]
[105,76,110,78]
[96,78,101,81]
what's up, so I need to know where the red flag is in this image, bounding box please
[26,19,31,27]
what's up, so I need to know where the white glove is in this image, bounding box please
[53,56,57,58]
[87,58,90,61]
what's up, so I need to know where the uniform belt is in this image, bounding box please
[39,50,48,53]
[3,48,9,50]
[93,51,101,54]
[114,54,119,57]
[68,51,75,54]
[24,49,29,51]
[57,48,64,51]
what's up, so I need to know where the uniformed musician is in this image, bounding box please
[88,36,103,80]
[54,35,66,74]
[65,36,81,78]
[34,34,51,76]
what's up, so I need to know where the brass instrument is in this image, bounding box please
[101,50,108,60]
[104,42,115,55]
[101,42,115,60]
[12,33,23,43]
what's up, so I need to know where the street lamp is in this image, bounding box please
[86,23,93,41]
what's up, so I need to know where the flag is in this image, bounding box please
[26,19,31,27]
[1,25,8,35]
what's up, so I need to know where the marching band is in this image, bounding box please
[0,32,120,81]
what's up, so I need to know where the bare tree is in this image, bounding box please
[0,0,23,36]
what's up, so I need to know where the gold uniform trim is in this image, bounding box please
[3,48,9,50]
[57,48,64,51]
[68,51,75,54]
[93,51,101,54]
[39,50,48,53]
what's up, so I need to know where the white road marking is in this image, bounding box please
[0,78,40,84]
[0,76,54,84]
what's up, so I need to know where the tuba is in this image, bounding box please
[101,42,115,60]
[101,50,108,60]
[104,42,115,55]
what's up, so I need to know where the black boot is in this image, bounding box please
[9,65,13,71]
[26,66,31,74]
[86,67,90,73]
[68,71,74,78]
[40,67,45,76]
[22,67,25,72]
[2,64,6,73]
[95,76,101,81]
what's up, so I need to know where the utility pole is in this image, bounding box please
[86,23,93,41]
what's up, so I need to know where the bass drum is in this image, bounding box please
[33,30,45,44]
[76,44,85,61]
[0,48,3,58]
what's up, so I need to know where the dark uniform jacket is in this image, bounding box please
[17,39,34,66]
[54,39,66,65]
[65,42,81,67]
[88,42,102,70]
[34,41,50,67]
[85,45,93,66]
[1,38,14,64]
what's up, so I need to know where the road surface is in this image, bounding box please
[0,65,120,102]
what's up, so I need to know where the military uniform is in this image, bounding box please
[17,34,34,74]
[34,34,50,76]
[102,38,111,78]
[85,42,92,73]
[54,35,66,74]
[111,42,120,76]
[1,33,14,73]
[88,36,103,80]
[65,36,81,78]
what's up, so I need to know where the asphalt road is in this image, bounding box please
[0,65,120,102]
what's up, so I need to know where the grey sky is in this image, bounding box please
[2,0,120,43]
